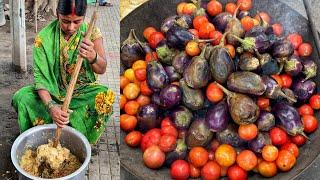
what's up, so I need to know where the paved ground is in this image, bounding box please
[0,1,120,180]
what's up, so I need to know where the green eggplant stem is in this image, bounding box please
[233,3,242,18]
[300,132,310,140]
[199,44,207,58]
[219,31,230,46]
[196,38,218,43]
[278,90,297,103]
[230,34,245,44]
[215,82,233,97]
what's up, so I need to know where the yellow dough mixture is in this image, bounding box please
[20,140,82,178]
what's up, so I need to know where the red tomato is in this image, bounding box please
[310,94,320,109]
[148,32,165,49]
[254,12,271,24]
[241,16,254,31]
[298,43,313,57]
[276,150,296,171]
[270,127,288,146]
[161,125,178,138]
[161,117,174,128]
[237,0,253,11]
[225,3,237,15]
[271,74,284,87]
[134,68,147,81]
[143,145,165,169]
[143,27,157,41]
[193,16,209,30]
[298,104,314,116]
[209,31,223,45]
[290,135,307,146]
[238,124,258,141]
[281,142,299,158]
[145,52,158,62]
[272,23,283,36]
[287,33,303,50]
[141,128,161,152]
[170,160,190,180]
[302,115,318,133]
[280,74,292,88]
[199,23,215,39]
[189,147,209,168]
[189,163,201,178]
[257,97,270,109]
[206,82,224,103]
[188,29,199,38]
[227,165,247,180]
[236,150,258,171]
[159,134,177,152]
[207,0,223,16]
[201,161,221,180]
[125,131,143,147]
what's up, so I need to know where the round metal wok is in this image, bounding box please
[120,0,320,179]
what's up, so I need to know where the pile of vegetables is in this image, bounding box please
[120,0,320,179]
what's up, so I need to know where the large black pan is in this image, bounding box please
[120,0,320,179]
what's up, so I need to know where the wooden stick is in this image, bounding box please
[35,0,38,33]
[53,11,98,148]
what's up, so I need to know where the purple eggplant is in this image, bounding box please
[248,132,271,153]
[137,104,160,132]
[208,33,234,84]
[226,5,245,45]
[230,33,270,54]
[172,51,192,74]
[176,15,193,29]
[258,53,281,75]
[238,11,250,20]
[161,15,193,34]
[292,78,316,102]
[272,39,294,58]
[284,55,303,76]
[186,118,213,148]
[164,138,187,167]
[161,15,178,33]
[166,25,193,50]
[151,93,162,106]
[179,79,205,110]
[205,100,230,132]
[282,88,297,105]
[216,83,260,125]
[245,26,266,38]
[156,42,178,65]
[262,75,297,102]
[227,71,266,96]
[120,29,144,67]
[302,59,317,81]
[212,12,232,32]
[216,124,246,147]
[147,61,169,92]
[164,66,181,82]
[256,111,275,131]
[171,106,193,130]
[272,102,307,137]
[238,53,260,71]
[159,84,182,109]
[184,45,210,88]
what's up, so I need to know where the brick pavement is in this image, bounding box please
[0,1,120,180]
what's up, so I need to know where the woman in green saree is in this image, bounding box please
[12,0,115,144]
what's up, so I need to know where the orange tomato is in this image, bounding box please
[225,2,237,15]
[140,80,153,96]
[225,44,236,58]
[272,23,283,36]
[215,144,236,167]
[271,74,284,87]
[199,22,215,39]
[182,3,197,15]
[124,100,140,115]
[134,68,147,81]
[281,142,299,158]
[120,75,130,90]
[120,114,138,132]
[209,30,223,45]
[193,16,209,30]
[262,145,279,162]
[241,16,254,31]
[201,161,221,180]
[189,147,209,168]
[120,94,127,110]
[237,0,253,11]
[186,41,201,56]
[257,97,270,109]
[124,68,136,82]
[276,150,296,171]
[206,82,224,103]
[136,94,151,106]
[207,0,223,16]
[145,52,158,62]
[177,2,187,15]
[236,150,258,171]
[123,83,140,100]
[132,60,147,71]
[125,131,143,147]
[143,27,157,41]
[258,160,277,177]
[238,124,258,141]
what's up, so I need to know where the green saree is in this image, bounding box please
[12,20,115,144]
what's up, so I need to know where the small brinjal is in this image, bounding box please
[302,59,317,81]
[186,118,213,149]
[166,25,194,50]
[137,104,160,133]
[216,124,246,147]
[237,11,250,20]
[147,61,169,92]
[227,71,266,96]
[292,78,316,102]
[205,99,230,132]
[172,51,192,74]
[209,33,234,84]
[255,111,275,131]
[230,33,270,54]
[258,52,281,75]
[245,25,266,37]
[120,29,144,67]
[262,75,297,103]
[164,138,187,167]
[159,84,182,109]
[281,88,297,105]
[212,12,232,32]
[215,83,260,125]
[156,42,178,65]
[226,5,245,46]
[238,52,260,71]
[176,15,193,29]
[164,66,181,82]
[272,39,294,58]
[284,55,303,76]
[272,102,307,137]
[179,79,205,111]
[248,132,271,153]
[171,105,193,130]
[184,45,210,88]
[161,15,177,33]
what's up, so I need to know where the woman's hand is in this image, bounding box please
[49,105,70,128]
[79,38,97,63]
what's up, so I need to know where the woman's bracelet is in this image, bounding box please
[90,52,98,65]
[46,100,57,111]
